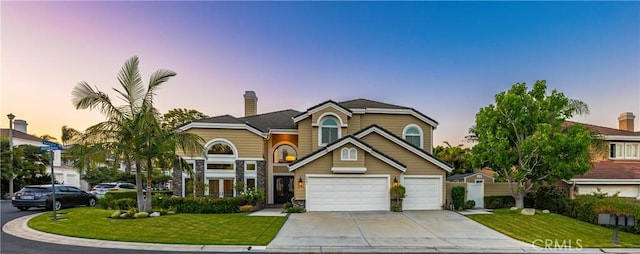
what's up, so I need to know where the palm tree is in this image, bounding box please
[72,56,203,212]
[435,141,472,174]
[61,126,81,146]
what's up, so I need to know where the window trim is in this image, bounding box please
[273,143,298,165]
[204,138,238,158]
[340,147,357,161]
[609,142,640,160]
[625,143,639,159]
[318,115,342,146]
[402,124,424,149]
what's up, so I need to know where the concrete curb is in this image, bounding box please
[3,213,640,253]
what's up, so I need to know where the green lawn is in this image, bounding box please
[467,209,640,248]
[28,207,287,245]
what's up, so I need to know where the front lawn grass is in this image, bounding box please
[28,207,287,245]
[467,209,640,248]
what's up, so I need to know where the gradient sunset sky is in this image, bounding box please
[1,1,638,147]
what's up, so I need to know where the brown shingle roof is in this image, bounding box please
[574,161,640,180]
[565,121,640,136]
[338,98,410,110]
[0,129,42,142]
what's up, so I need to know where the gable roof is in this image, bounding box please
[177,114,266,138]
[288,135,406,172]
[565,121,640,141]
[353,124,453,172]
[0,129,43,142]
[446,172,495,181]
[239,109,301,132]
[293,98,439,128]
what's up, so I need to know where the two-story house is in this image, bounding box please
[173,91,453,211]
[1,120,83,189]
[566,112,640,199]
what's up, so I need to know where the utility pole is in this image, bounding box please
[7,113,15,196]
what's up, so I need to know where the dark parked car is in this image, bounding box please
[11,185,97,211]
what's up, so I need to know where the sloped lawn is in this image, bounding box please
[28,207,286,245]
[467,209,640,248]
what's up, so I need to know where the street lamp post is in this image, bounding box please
[7,113,15,196]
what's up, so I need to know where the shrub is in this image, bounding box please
[534,185,567,213]
[285,207,304,213]
[242,188,265,205]
[104,191,137,200]
[99,195,116,209]
[134,212,149,219]
[110,210,122,218]
[114,198,137,210]
[124,208,138,218]
[564,194,640,234]
[239,205,254,213]
[451,186,465,210]
[155,196,248,214]
[484,195,516,209]
[464,200,476,210]
[283,202,293,209]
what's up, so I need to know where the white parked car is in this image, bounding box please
[90,182,136,198]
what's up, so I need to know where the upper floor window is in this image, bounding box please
[274,144,297,163]
[403,124,423,149]
[320,117,340,145]
[610,143,639,159]
[341,147,357,161]
[207,142,234,155]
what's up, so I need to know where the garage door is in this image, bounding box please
[403,177,442,210]
[306,176,389,211]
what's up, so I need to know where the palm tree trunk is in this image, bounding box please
[144,158,154,212]
[135,161,144,211]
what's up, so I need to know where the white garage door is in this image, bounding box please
[403,177,442,210]
[306,176,389,211]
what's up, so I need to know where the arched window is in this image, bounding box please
[274,144,298,163]
[320,116,340,145]
[403,124,423,149]
[340,147,357,161]
[207,142,234,155]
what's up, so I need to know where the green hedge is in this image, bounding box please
[154,196,248,214]
[100,191,173,209]
[451,186,465,210]
[564,195,640,234]
[485,196,515,209]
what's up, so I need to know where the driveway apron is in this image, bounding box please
[268,210,531,249]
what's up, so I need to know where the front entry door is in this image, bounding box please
[274,176,294,204]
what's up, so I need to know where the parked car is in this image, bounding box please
[90,182,137,198]
[11,185,97,211]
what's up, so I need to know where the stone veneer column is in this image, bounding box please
[195,159,205,197]
[235,160,245,186]
[257,161,266,197]
[171,166,183,197]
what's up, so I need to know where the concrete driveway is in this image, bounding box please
[268,210,533,252]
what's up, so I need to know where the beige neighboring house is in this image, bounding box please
[565,112,640,199]
[173,91,453,211]
[1,120,83,189]
[447,169,496,183]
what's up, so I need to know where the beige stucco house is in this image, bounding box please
[173,91,453,211]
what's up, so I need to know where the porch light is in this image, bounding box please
[298,177,304,187]
[285,155,296,162]
[393,177,399,187]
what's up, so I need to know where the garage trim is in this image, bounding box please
[305,174,390,211]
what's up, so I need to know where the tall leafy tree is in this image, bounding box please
[1,139,55,196]
[161,108,208,129]
[470,80,593,208]
[72,56,203,212]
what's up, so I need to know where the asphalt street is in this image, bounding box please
[0,201,235,254]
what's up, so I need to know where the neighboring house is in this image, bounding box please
[565,112,640,199]
[447,169,496,183]
[1,120,83,189]
[173,91,453,211]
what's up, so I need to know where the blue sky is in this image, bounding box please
[1,1,638,146]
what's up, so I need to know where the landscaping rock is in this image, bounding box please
[510,207,518,210]
[119,213,128,218]
[150,212,160,217]
[542,210,550,214]
[521,208,536,215]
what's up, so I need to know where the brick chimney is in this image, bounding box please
[618,112,635,132]
[244,91,258,117]
[14,119,27,133]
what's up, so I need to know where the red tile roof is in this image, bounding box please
[574,161,640,180]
